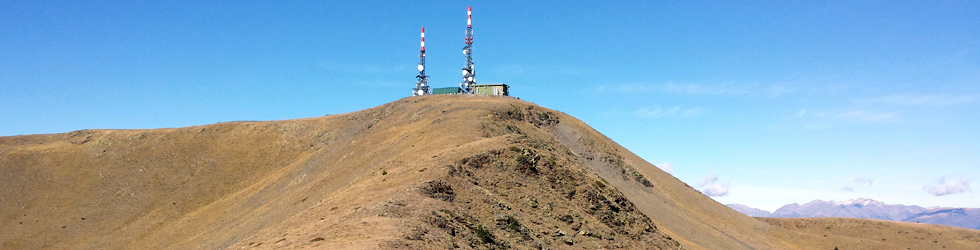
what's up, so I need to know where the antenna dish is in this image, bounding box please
[462,69,468,75]
[417,64,424,71]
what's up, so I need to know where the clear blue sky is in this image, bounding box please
[2,1,978,211]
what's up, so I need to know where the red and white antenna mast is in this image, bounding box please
[413,27,430,96]
[460,6,476,93]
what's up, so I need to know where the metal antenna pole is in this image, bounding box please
[460,6,476,93]
[413,27,430,96]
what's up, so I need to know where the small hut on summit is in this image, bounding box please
[472,84,509,96]
[431,84,509,96]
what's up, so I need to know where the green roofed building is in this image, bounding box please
[472,83,509,96]
[432,87,463,95]
[431,84,509,96]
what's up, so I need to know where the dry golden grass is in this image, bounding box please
[2,95,977,249]
[761,217,980,249]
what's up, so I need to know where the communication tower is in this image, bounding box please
[460,6,476,93]
[412,27,430,96]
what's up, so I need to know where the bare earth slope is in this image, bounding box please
[2,95,978,249]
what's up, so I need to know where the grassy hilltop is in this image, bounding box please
[2,95,977,249]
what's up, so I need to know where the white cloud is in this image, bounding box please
[657,163,674,174]
[699,173,730,197]
[841,186,855,193]
[924,177,972,196]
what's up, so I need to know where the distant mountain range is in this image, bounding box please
[728,198,980,230]
[726,203,774,217]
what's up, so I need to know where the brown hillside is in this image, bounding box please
[761,217,980,249]
[2,95,978,249]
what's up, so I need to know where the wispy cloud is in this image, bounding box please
[924,176,971,196]
[870,94,979,107]
[609,82,798,97]
[841,177,875,193]
[636,106,701,118]
[319,62,412,74]
[794,109,893,122]
[838,110,897,122]
[790,109,894,131]
[699,173,730,197]
[854,178,875,186]
[791,109,827,119]
[657,162,674,174]
[494,63,589,76]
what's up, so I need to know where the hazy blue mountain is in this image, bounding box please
[771,198,926,221]
[903,208,980,230]
[729,198,980,230]
[726,204,772,217]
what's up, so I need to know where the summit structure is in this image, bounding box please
[460,6,476,93]
[412,27,430,96]
[413,6,509,97]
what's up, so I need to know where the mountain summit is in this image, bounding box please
[836,198,884,206]
[3,95,978,249]
[772,198,925,221]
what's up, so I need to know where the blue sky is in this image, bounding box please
[2,1,977,211]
